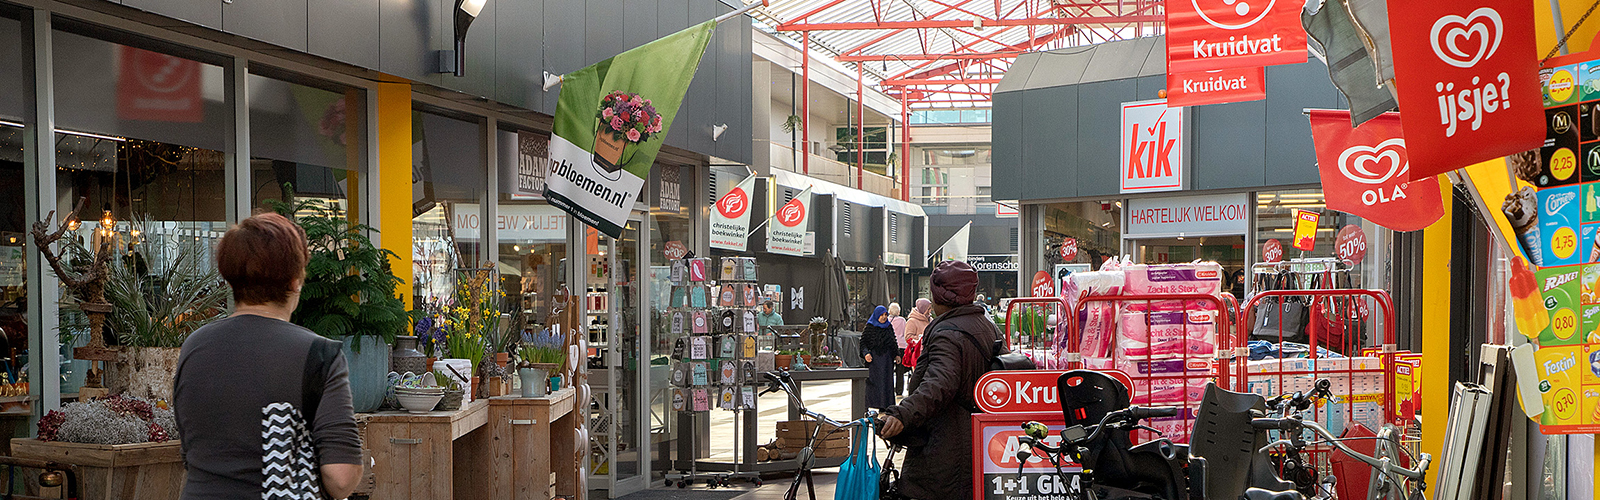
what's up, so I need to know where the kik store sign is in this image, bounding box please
[1120,100,1187,194]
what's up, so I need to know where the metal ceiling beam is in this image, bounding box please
[890,25,1066,81]
[774,15,1160,31]
[882,76,1003,86]
[839,51,1031,62]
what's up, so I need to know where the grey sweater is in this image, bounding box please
[174,314,363,498]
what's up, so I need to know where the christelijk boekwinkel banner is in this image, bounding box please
[710,175,757,251]
[543,20,715,239]
[767,186,813,256]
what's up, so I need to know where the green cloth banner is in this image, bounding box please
[544,20,716,238]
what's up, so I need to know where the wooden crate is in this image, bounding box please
[775,420,846,440]
[11,438,183,500]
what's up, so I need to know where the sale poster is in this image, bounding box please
[1292,210,1320,251]
[970,413,1080,500]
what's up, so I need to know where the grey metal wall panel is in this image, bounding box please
[1137,37,1165,76]
[714,14,752,163]
[666,0,716,154]
[494,0,542,111]
[994,53,1038,94]
[1134,75,1163,102]
[1079,40,1149,84]
[1020,86,1079,201]
[378,0,438,80]
[1072,82,1134,197]
[455,0,497,98]
[1020,48,1093,91]
[1190,99,1267,191]
[543,0,586,110]
[1263,60,1340,186]
[622,0,659,52]
[991,91,1024,200]
[124,0,221,29]
[309,0,379,69]
[223,0,308,52]
[583,0,622,68]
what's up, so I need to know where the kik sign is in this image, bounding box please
[1120,100,1186,193]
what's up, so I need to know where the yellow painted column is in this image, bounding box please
[1419,180,1452,472]
[376,81,414,308]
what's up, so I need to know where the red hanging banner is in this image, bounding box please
[1165,66,1267,107]
[116,46,202,123]
[1166,0,1306,74]
[1386,0,1543,181]
[1308,110,1445,232]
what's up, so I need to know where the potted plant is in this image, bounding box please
[57,217,231,402]
[14,395,182,500]
[797,349,813,366]
[774,349,795,370]
[270,190,409,412]
[517,329,566,397]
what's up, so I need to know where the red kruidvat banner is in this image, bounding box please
[1308,110,1444,232]
[1166,0,1306,74]
[1386,0,1542,181]
[1166,66,1267,107]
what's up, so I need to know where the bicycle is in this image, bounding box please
[1192,379,1432,500]
[1014,370,1197,500]
[758,371,882,500]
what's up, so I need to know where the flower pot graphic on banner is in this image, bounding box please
[542,20,715,239]
[592,91,663,174]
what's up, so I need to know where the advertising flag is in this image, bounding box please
[1166,0,1307,74]
[767,186,813,256]
[1386,0,1542,182]
[543,21,715,238]
[1308,110,1444,231]
[710,175,757,251]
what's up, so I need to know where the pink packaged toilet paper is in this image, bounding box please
[1123,263,1223,296]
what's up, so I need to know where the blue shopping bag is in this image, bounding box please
[834,419,880,500]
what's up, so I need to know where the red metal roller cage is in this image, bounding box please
[1051,292,1245,444]
[1237,288,1418,498]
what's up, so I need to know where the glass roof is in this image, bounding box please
[748,0,1165,108]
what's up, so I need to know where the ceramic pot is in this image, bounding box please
[342,337,390,412]
[775,354,793,369]
[550,375,563,392]
[391,336,429,375]
[520,368,549,397]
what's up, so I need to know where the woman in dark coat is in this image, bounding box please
[860,305,899,409]
[879,261,995,500]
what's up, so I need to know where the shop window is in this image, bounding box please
[493,129,570,330]
[0,13,23,404]
[1253,189,1391,293]
[247,72,366,215]
[53,30,227,153]
[412,110,486,305]
[1042,201,1122,269]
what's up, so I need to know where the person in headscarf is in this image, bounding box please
[879,260,995,499]
[860,305,898,408]
[888,302,910,395]
[901,299,932,374]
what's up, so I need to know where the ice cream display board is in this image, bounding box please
[1469,58,1600,434]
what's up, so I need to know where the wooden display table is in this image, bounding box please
[366,399,492,500]
[488,388,580,500]
[11,438,183,500]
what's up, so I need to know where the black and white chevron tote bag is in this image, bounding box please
[262,340,340,500]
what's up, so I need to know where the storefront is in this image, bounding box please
[995,38,1415,327]
[0,0,756,497]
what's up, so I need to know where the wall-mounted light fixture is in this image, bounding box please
[712,124,728,142]
[439,0,488,76]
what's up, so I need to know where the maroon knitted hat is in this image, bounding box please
[930,260,978,306]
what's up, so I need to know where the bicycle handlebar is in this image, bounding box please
[1019,405,1180,455]
[1250,416,1430,482]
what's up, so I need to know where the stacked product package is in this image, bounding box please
[668,257,762,414]
[1056,258,1225,442]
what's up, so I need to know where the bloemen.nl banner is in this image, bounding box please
[544,20,715,238]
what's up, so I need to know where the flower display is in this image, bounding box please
[445,266,501,373]
[37,395,178,444]
[596,91,663,144]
